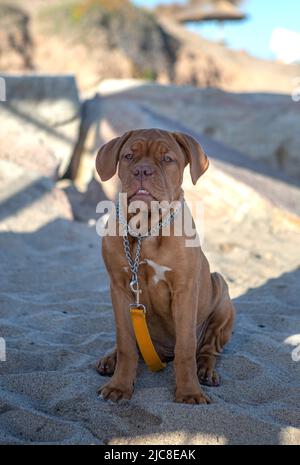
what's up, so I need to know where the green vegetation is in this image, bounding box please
[142,68,157,81]
[38,0,138,38]
[38,0,178,83]
[72,0,131,20]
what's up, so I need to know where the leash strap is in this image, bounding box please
[129,304,166,372]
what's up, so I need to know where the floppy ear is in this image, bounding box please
[96,131,133,181]
[173,132,209,185]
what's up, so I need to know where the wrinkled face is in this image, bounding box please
[96,128,209,205]
[118,134,186,204]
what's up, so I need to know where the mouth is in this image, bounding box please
[129,188,157,202]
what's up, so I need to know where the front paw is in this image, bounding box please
[97,382,133,402]
[96,350,117,377]
[175,387,211,405]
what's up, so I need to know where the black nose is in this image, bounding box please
[132,164,155,177]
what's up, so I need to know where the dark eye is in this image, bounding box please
[162,155,173,163]
[124,153,133,160]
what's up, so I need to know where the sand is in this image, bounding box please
[0,82,300,445]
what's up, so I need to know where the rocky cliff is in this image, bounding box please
[1,0,299,94]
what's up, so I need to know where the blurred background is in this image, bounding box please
[1,0,300,275]
[1,0,300,276]
[1,0,300,445]
[1,0,300,206]
[1,0,300,199]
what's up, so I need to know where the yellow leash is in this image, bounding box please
[130,304,166,372]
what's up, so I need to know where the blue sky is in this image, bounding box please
[133,0,300,60]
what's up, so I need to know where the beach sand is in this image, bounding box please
[0,152,300,444]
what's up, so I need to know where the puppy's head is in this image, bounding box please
[96,128,208,204]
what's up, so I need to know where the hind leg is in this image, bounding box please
[197,299,235,386]
[96,346,117,377]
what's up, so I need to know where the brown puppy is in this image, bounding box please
[95,128,235,404]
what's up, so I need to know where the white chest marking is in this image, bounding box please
[144,259,171,285]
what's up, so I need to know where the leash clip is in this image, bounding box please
[129,303,147,314]
[130,277,142,305]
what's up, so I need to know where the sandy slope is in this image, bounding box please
[1,127,300,444]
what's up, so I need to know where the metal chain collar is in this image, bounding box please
[123,232,142,297]
[116,200,182,303]
[116,201,182,238]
